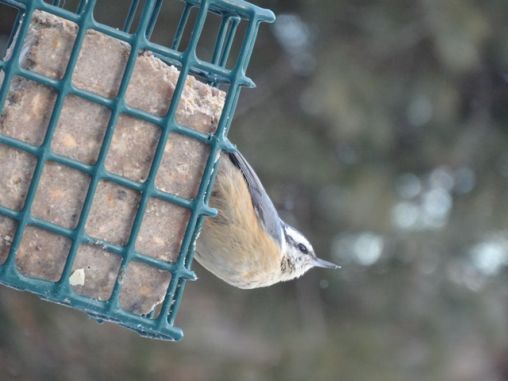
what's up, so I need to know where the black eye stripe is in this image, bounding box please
[285,232,296,246]
[283,226,310,254]
[298,243,308,254]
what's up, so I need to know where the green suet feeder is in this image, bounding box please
[0,0,274,340]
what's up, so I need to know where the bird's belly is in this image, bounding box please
[195,220,281,289]
[193,153,282,289]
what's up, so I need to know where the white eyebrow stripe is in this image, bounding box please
[284,224,308,247]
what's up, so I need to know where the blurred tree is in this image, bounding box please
[1,1,508,380]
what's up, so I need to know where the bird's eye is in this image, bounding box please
[298,243,309,254]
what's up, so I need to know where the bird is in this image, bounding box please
[195,149,339,289]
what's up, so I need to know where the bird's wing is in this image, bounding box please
[227,150,283,245]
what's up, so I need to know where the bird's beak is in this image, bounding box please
[313,256,341,270]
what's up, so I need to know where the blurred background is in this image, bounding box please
[1,0,508,380]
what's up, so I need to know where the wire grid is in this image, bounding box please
[0,0,275,340]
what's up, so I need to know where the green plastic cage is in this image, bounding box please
[0,0,274,340]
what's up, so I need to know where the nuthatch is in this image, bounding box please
[195,150,339,289]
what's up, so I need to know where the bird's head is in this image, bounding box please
[279,223,339,281]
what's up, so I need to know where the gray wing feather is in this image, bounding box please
[227,151,283,245]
